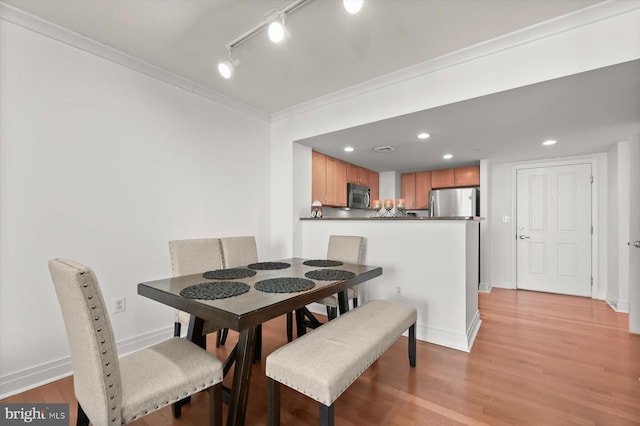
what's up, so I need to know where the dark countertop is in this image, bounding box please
[300,216,484,221]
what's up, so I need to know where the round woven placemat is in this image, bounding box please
[247,262,291,270]
[202,268,256,280]
[305,269,356,281]
[180,281,250,300]
[303,259,344,267]
[254,277,315,293]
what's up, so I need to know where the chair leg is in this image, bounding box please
[209,382,222,426]
[286,312,294,342]
[254,324,262,362]
[327,307,337,321]
[172,399,182,418]
[295,309,306,337]
[76,403,89,426]
[408,323,417,367]
[267,377,280,426]
[352,296,358,308]
[319,403,335,426]
[220,328,229,345]
[174,322,181,337]
[216,330,222,347]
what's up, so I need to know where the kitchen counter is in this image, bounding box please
[300,218,481,352]
[301,216,483,221]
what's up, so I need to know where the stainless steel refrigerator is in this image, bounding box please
[429,187,479,217]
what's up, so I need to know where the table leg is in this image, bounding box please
[337,290,350,315]
[187,315,205,348]
[227,326,257,426]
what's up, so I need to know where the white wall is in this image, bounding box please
[272,5,640,262]
[0,19,270,396]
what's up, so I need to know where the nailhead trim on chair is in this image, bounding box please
[60,259,123,425]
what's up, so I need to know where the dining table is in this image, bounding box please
[137,257,382,426]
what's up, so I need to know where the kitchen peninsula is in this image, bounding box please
[300,216,481,352]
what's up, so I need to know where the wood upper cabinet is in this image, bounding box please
[312,151,378,208]
[454,165,480,187]
[431,168,455,188]
[312,152,348,207]
[312,151,327,203]
[402,171,431,209]
[401,173,417,209]
[347,164,369,186]
[335,160,348,207]
[325,156,338,205]
[415,171,432,209]
[369,170,379,203]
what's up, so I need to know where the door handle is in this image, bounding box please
[519,235,531,239]
[634,241,640,248]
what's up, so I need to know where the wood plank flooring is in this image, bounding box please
[3,289,639,425]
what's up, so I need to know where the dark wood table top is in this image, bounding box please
[138,257,382,331]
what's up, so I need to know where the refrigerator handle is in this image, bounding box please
[430,194,435,217]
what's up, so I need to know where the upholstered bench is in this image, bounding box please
[266,299,417,426]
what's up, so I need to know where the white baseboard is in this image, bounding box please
[491,281,514,289]
[606,298,630,313]
[478,282,493,293]
[0,326,173,399]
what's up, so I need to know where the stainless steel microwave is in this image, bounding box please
[347,183,370,209]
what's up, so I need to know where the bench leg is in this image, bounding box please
[319,403,334,426]
[408,323,416,367]
[267,377,280,426]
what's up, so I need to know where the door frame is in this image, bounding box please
[511,155,602,299]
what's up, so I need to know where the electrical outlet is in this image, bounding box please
[113,297,126,314]
[502,215,511,223]
[396,286,402,295]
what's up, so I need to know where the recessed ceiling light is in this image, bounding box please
[417,132,430,140]
[344,146,354,152]
[343,0,364,14]
[542,139,557,146]
[443,154,453,160]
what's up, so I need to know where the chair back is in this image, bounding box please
[169,238,224,276]
[48,258,122,426]
[327,235,364,264]
[220,236,258,268]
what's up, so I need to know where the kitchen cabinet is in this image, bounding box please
[312,152,348,207]
[312,151,327,203]
[369,170,379,203]
[312,151,378,208]
[401,173,416,209]
[415,171,432,209]
[454,165,480,187]
[347,164,369,186]
[335,160,348,207]
[431,168,455,188]
[402,171,431,209]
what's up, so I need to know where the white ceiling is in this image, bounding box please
[4,0,639,172]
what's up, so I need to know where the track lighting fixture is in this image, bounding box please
[343,0,364,14]
[268,14,286,43]
[218,47,239,79]
[218,0,365,78]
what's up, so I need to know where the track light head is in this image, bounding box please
[268,15,286,43]
[343,0,364,14]
[218,48,240,79]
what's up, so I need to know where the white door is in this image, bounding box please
[629,139,640,334]
[516,164,592,296]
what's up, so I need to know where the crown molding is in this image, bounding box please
[0,2,271,122]
[271,0,640,122]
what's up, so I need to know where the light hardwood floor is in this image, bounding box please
[3,289,640,425]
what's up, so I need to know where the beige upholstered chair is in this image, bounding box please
[219,236,258,268]
[169,238,229,347]
[48,258,223,426]
[290,235,364,340]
